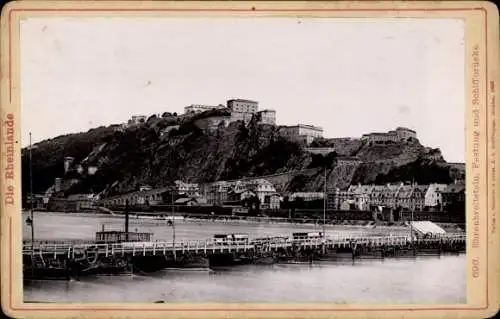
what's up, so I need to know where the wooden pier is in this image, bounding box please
[22,233,467,280]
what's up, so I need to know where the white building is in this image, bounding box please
[207,181,230,205]
[227,99,259,113]
[279,124,324,144]
[230,112,254,125]
[347,184,373,210]
[244,179,277,204]
[394,127,417,140]
[184,104,225,114]
[361,132,398,143]
[289,192,324,201]
[256,109,276,125]
[425,183,448,208]
[174,180,200,197]
[361,127,418,143]
[264,194,281,210]
[128,115,147,126]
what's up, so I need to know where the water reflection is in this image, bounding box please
[24,255,465,304]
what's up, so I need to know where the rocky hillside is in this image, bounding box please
[22,114,465,198]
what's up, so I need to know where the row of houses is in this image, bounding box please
[33,151,463,215]
[101,181,202,207]
[98,178,282,211]
[34,177,465,215]
[200,179,280,209]
[100,178,465,214]
[326,182,465,212]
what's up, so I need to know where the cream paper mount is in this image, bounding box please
[1,1,499,319]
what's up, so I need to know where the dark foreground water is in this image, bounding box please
[23,212,466,304]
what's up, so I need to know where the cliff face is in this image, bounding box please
[22,115,464,198]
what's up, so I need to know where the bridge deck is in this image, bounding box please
[22,234,466,258]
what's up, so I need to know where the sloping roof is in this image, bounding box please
[247,178,273,186]
[175,198,197,204]
[396,185,413,199]
[349,185,373,195]
[67,194,95,200]
[442,183,465,194]
[140,187,172,197]
[45,185,55,195]
[396,127,416,133]
[371,185,386,196]
[196,197,208,205]
[411,221,446,235]
[371,185,386,192]
[428,183,448,192]
[228,99,258,104]
[381,184,401,196]
[413,185,429,193]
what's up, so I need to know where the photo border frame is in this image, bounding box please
[1,1,499,318]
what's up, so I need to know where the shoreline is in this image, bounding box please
[22,210,465,233]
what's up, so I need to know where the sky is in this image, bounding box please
[20,17,465,162]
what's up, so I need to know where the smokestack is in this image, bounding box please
[125,199,129,241]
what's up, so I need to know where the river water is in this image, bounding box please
[22,212,466,304]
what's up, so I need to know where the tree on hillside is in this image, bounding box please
[282,196,290,209]
[21,125,117,196]
[171,121,203,136]
[308,152,337,169]
[310,137,328,147]
[248,139,302,176]
[289,174,308,192]
[291,197,305,209]
[373,158,453,185]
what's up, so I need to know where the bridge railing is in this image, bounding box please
[23,239,98,246]
[22,233,466,255]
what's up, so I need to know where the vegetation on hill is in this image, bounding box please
[21,125,117,199]
[21,115,464,198]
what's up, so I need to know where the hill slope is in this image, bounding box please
[22,115,465,198]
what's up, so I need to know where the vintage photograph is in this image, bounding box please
[18,14,468,304]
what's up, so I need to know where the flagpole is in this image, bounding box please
[29,132,35,275]
[410,178,414,253]
[323,166,326,238]
[172,192,176,262]
[322,166,327,253]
